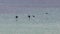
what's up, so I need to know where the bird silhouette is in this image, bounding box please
[15,16,18,21]
[32,15,35,17]
[16,16,18,18]
[28,15,30,20]
[45,13,48,14]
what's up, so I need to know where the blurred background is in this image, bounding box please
[0,0,60,34]
[0,0,60,14]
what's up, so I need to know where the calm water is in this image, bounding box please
[0,8,60,34]
[0,0,60,33]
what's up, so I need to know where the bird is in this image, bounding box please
[28,15,31,20]
[45,13,48,14]
[16,16,18,18]
[32,15,35,17]
[15,16,18,21]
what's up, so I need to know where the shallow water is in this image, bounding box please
[0,23,60,34]
[0,13,60,34]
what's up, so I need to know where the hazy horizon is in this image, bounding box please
[0,0,60,34]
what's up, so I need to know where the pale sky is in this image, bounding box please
[0,0,60,14]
